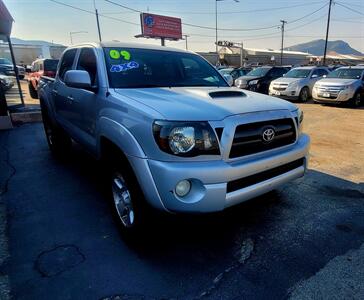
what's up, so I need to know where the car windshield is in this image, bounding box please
[284,69,311,78]
[327,68,363,79]
[246,67,270,77]
[44,59,59,72]
[219,69,233,75]
[103,47,228,88]
[0,58,12,65]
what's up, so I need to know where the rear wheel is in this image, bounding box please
[28,82,38,99]
[349,91,361,108]
[299,87,309,102]
[41,105,71,155]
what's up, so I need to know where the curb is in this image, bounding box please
[11,111,42,124]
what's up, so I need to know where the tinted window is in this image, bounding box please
[269,68,286,78]
[58,49,77,81]
[77,48,98,86]
[317,69,328,77]
[0,58,12,65]
[246,67,271,77]
[103,48,228,88]
[44,59,59,72]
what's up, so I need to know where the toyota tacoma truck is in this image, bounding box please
[312,66,364,107]
[38,42,310,233]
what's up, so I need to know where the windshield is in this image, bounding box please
[284,68,311,78]
[103,48,228,88]
[328,68,363,79]
[219,69,233,75]
[0,58,12,65]
[246,67,270,77]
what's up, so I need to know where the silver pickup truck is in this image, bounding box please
[38,42,310,233]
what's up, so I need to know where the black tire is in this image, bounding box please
[28,82,38,99]
[299,87,309,103]
[349,91,362,108]
[41,104,71,155]
[107,155,151,237]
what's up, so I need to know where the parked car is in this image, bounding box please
[219,67,252,82]
[38,42,309,234]
[0,74,14,91]
[312,66,364,107]
[28,58,59,99]
[269,66,330,102]
[0,58,25,79]
[235,66,290,94]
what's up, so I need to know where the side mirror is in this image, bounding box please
[311,74,319,78]
[64,70,91,89]
[322,74,327,78]
[283,73,286,77]
[223,74,234,86]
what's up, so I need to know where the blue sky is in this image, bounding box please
[4,0,364,53]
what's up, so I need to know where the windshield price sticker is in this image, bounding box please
[110,61,139,72]
[109,49,131,61]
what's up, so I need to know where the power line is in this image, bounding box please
[287,3,328,24]
[102,1,325,15]
[49,0,139,26]
[335,2,364,16]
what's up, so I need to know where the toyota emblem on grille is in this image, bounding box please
[262,127,275,143]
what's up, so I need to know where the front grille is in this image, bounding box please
[229,118,296,158]
[272,84,288,91]
[316,85,343,99]
[226,158,304,193]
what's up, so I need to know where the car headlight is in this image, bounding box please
[288,81,299,89]
[153,121,220,156]
[341,85,350,90]
[249,79,259,85]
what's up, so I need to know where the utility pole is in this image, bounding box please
[94,0,102,42]
[323,0,333,66]
[240,41,244,67]
[183,35,189,50]
[280,20,287,65]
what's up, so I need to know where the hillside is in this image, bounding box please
[285,39,363,56]
[10,37,63,47]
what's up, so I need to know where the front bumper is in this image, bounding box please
[269,86,300,100]
[312,88,354,102]
[129,134,310,213]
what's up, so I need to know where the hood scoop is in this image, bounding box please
[209,90,247,99]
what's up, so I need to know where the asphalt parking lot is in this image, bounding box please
[0,102,363,299]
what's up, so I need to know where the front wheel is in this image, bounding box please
[28,82,38,99]
[349,91,362,108]
[299,87,309,102]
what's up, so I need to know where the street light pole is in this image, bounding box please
[183,35,189,50]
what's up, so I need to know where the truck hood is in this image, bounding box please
[115,87,297,121]
[316,78,357,86]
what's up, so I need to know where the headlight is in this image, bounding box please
[341,85,350,90]
[153,121,220,156]
[288,81,299,89]
[249,79,258,85]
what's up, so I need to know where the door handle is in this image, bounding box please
[67,96,74,102]
[52,89,58,95]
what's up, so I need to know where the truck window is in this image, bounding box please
[58,49,77,81]
[77,48,97,86]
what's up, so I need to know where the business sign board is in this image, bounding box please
[140,13,182,40]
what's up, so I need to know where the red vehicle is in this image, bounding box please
[28,58,58,99]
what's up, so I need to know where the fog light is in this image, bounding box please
[175,180,191,197]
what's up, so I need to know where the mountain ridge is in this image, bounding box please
[285,39,363,56]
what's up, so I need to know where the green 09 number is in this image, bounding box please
[109,49,131,61]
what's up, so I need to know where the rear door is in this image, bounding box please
[53,48,78,129]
